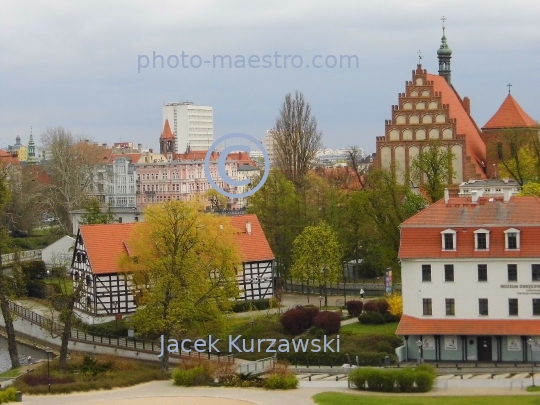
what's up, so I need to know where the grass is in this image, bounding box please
[43,277,73,294]
[341,321,399,337]
[0,368,20,378]
[527,385,540,392]
[313,392,540,405]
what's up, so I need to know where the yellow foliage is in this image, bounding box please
[387,293,403,316]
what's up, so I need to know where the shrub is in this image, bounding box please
[22,374,75,386]
[364,368,385,391]
[0,387,17,403]
[21,260,47,279]
[358,311,386,325]
[362,300,378,313]
[263,372,298,390]
[346,300,363,317]
[383,313,401,323]
[307,326,326,338]
[376,341,394,354]
[387,293,403,316]
[232,299,271,313]
[414,371,435,392]
[374,298,389,315]
[415,363,436,376]
[312,311,341,334]
[80,355,113,376]
[173,366,213,387]
[280,306,319,335]
[395,368,415,392]
[349,368,369,389]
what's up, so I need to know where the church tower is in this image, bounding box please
[159,119,175,161]
[27,127,38,164]
[437,17,452,84]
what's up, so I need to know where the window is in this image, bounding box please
[533,265,540,282]
[444,264,454,282]
[422,265,432,282]
[534,299,540,316]
[497,143,503,159]
[423,298,432,316]
[508,264,518,282]
[478,264,488,282]
[85,275,92,286]
[446,298,455,316]
[479,298,488,316]
[509,298,518,316]
[441,229,456,250]
[504,229,520,250]
[474,229,490,250]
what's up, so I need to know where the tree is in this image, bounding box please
[79,198,116,225]
[521,182,540,197]
[346,146,368,189]
[120,201,241,371]
[496,128,540,185]
[41,128,108,233]
[290,222,343,308]
[410,140,456,203]
[273,91,323,185]
[204,189,228,212]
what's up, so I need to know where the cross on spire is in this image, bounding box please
[417,50,423,64]
[507,83,512,94]
[441,15,447,34]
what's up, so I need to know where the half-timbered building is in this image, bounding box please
[71,214,274,320]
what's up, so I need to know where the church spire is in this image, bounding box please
[437,16,452,84]
[27,126,38,164]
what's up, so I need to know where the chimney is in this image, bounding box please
[503,178,509,183]
[471,190,479,204]
[149,148,153,153]
[245,221,252,235]
[102,143,107,147]
[444,188,449,204]
[503,188,512,203]
[463,97,471,115]
[138,143,142,152]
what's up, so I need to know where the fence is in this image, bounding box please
[282,282,402,298]
[8,301,233,364]
[1,250,42,265]
[236,356,276,375]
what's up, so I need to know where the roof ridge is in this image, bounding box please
[483,94,536,129]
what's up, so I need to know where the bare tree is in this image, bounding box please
[41,128,109,234]
[346,146,368,189]
[273,91,322,185]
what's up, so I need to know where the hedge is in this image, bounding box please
[232,299,272,313]
[0,388,17,404]
[278,350,396,367]
[358,311,386,325]
[173,366,213,387]
[349,367,435,393]
[264,372,298,390]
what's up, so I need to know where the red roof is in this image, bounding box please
[160,119,175,140]
[397,314,540,336]
[79,214,273,274]
[174,150,219,161]
[108,153,142,164]
[226,152,258,167]
[399,196,540,259]
[428,74,486,177]
[483,94,536,129]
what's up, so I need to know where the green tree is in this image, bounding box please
[204,189,228,212]
[520,182,540,197]
[120,200,241,371]
[410,140,456,203]
[79,198,116,225]
[290,222,343,308]
[496,127,540,186]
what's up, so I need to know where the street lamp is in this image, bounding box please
[45,347,52,392]
[318,296,323,311]
[529,338,536,387]
[343,261,347,304]
[416,340,423,364]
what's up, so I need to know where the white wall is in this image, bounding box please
[41,236,75,269]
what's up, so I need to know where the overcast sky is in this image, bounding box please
[1,0,539,154]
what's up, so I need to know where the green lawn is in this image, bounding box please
[0,368,20,378]
[313,392,540,405]
[341,322,398,337]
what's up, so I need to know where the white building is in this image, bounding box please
[162,102,213,153]
[105,154,138,209]
[42,235,76,271]
[397,189,540,363]
[458,178,521,197]
[264,130,276,165]
[236,164,261,209]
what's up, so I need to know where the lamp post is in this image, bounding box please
[318,296,323,311]
[529,338,536,387]
[416,340,423,364]
[45,347,52,392]
[343,261,347,304]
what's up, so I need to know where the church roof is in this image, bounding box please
[482,94,536,129]
[160,119,175,140]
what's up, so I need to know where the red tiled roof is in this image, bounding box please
[399,196,540,259]
[79,223,137,275]
[397,314,540,336]
[108,153,142,164]
[229,214,275,262]
[226,152,258,167]
[80,214,273,274]
[483,94,536,129]
[174,150,219,161]
[161,119,175,140]
[0,149,20,166]
[428,74,486,177]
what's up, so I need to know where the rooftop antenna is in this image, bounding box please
[507,83,512,94]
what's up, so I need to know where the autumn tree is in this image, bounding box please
[120,201,241,371]
[204,189,228,212]
[496,127,540,185]
[290,221,343,308]
[272,91,323,185]
[410,140,456,203]
[346,145,368,189]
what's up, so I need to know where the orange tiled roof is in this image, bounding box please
[226,152,258,167]
[399,196,540,259]
[174,150,219,161]
[483,94,536,130]
[79,214,273,274]
[397,314,540,336]
[108,153,142,164]
[0,149,20,166]
[428,74,486,177]
[161,119,175,140]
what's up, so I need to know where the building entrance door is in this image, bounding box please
[477,336,492,362]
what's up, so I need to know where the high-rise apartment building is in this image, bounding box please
[162,102,213,153]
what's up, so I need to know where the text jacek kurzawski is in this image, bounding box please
[158,335,340,357]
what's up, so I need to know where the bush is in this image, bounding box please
[376,341,394,354]
[278,350,396,367]
[349,368,369,389]
[383,313,401,323]
[312,311,341,335]
[415,363,436,376]
[21,260,46,279]
[395,368,415,392]
[358,311,386,325]
[362,300,378,313]
[173,366,213,387]
[263,372,298,390]
[280,306,319,335]
[414,371,435,392]
[348,367,434,393]
[0,387,18,403]
[232,299,271,313]
[374,298,389,315]
[346,300,363,317]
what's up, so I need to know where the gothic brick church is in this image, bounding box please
[375,25,537,185]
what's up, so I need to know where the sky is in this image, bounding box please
[1,0,539,154]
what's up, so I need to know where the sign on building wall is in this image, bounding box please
[508,336,521,351]
[531,337,540,351]
[422,336,435,350]
[444,335,458,350]
[385,269,393,294]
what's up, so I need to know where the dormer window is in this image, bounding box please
[474,229,490,250]
[504,228,520,250]
[441,229,456,251]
